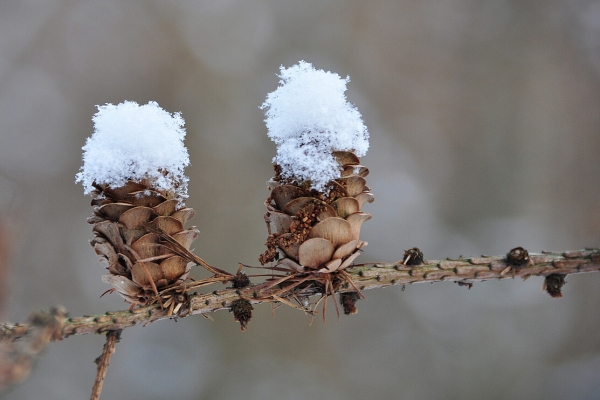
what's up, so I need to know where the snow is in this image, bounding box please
[261,61,369,191]
[75,101,190,201]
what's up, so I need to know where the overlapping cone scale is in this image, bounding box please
[260,151,373,273]
[88,180,197,305]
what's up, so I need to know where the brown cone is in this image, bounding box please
[260,151,374,273]
[87,180,197,306]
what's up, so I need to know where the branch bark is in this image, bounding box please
[1,248,597,342]
[90,330,121,400]
[0,307,67,390]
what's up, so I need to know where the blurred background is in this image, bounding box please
[1,1,599,399]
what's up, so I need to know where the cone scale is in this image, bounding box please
[87,180,198,306]
[260,151,373,274]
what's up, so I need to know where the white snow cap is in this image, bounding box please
[76,101,190,201]
[261,61,369,191]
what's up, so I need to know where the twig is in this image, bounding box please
[90,330,122,400]
[0,307,66,391]
[2,249,599,342]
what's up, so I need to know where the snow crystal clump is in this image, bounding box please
[75,101,190,201]
[261,61,369,191]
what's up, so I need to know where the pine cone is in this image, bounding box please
[260,151,373,273]
[86,180,197,306]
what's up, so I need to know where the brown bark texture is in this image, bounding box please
[1,248,597,341]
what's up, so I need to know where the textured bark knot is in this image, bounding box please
[340,292,361,315]
[230,299,253,331]
[506,246,530,267]
[403,247,424,266]
[543,274,566,298]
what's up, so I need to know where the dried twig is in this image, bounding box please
[2,249,598,342]
[0,307,67,391]
[90,330,122,400]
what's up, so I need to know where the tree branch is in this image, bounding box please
[90,330,122,400]
[0,307,67,390]
[1,248,597,342]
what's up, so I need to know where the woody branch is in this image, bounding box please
[2,248,598,342]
